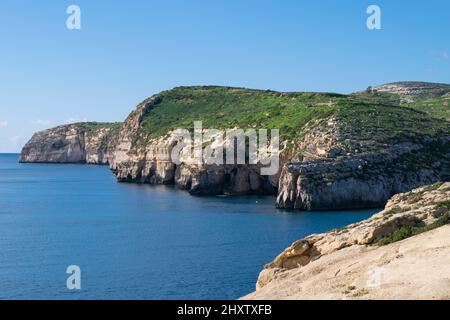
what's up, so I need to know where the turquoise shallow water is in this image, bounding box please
[0,154,376,299]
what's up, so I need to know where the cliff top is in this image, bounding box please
[30,121,122,136]
[128,83,449,147]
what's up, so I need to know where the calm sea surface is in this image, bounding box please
[0,154,376,299]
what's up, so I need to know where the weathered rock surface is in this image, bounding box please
[248,182,450,295]
[109,83,449,204]
[276,117,450,210]
[20,82,450,209]
[112,132,277,195]
[107,93,278,194]
[20,123,120,164]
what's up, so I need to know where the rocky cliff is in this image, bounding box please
[20,122,120,164]
[20,82,450,210]
[276,112,450,210]
[243,182,450,299]
[109,84,449,206]
[108,87,289,195]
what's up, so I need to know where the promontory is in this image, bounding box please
[20,81,450,211]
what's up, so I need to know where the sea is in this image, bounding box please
[0,153,376,299]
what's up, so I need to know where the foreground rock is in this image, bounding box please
[20,122,120,164]
[243,224,450,300]
[243,182,450,299]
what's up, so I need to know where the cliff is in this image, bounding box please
[243,182,450,299]
[108,83,449,205]
[20,122,121,164]
[20,82,450,210]
[276,107,450,210]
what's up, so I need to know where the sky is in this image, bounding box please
[0,0,449,152]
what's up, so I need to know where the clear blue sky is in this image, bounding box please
[0,0,449,152]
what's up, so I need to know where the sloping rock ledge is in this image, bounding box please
[243,182,450,299]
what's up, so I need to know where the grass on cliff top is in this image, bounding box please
[375,212,450,246]
[407,97,450,121]
[137,86,450,147]
[352,84,450,121]
[349,90,401,106]
[76,122,122,132]
[376,200,450,246]
[334,100,450,144]
[140,86,343,142]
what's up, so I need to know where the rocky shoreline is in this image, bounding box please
[20,81,450,211]
[243,182,450,299]
[20,122,120,165]
[19,81,450,299]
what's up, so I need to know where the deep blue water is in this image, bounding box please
[0,154,376,299]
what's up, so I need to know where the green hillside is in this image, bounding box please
[139,86,342,142]
[133,85,449,148]
[408,96,450,121]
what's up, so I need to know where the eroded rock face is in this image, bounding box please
[257,182,450,290]
[276,118,450,210]
[20,123,120,164]
[111,132,277,194]
[373,82,450,103]
[19,83,450,207]
[107,94,279,194]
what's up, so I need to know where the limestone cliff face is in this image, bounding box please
[250,182,450,296]
[20,123,120,164]
[372,81,450,103]
[20,83,450,209]
[110,113,277,194]
[276,117,450,210]
[108,96,185,186]
[109,96,162,170]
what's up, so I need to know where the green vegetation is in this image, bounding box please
[333,226,349,234]
[132,84,449,149]
[349,90,401,106]
[392,82,450,102]
[422,182,445,192]
[395,183,444,203]
[76,122,122,132]
[438,200,450,210]
[376,213,450,246]
[139,86,342,142]
[407,97,450,121]
[334,101,450,144]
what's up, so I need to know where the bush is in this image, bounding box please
[376,213,450,246]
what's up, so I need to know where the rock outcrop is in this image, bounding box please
[249,182,450,295]
[107,84,450,200]
[372,81,450,103]
[244,223,450,300]
[109,91,279,195]
[20,122,120,164]
[20,82,450,209]
[276,116,450,210]
[112,132,277,195]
